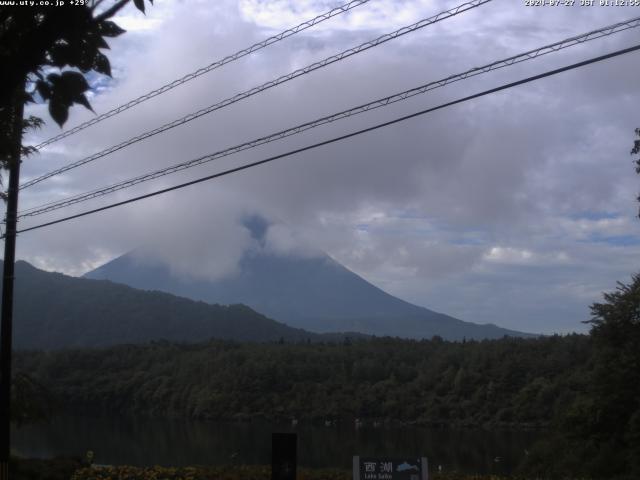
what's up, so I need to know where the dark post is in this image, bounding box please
[0,87,24,480]
[271,433,297,480]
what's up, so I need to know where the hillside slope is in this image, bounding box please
[4,260,326,349]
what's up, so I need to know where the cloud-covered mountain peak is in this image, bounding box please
[85,235,534,340]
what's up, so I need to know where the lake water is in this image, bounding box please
[13,415,540,475]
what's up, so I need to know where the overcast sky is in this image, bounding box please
[11,0,640,334]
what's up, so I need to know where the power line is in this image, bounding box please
[33,0,373,150]
[21,0,492,190]
[12,43,640,237]
[18,15,640,218]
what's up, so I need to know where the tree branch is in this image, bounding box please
[94,0,130,22]
[90,0,108,12]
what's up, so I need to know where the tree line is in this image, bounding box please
[14,334,591,428]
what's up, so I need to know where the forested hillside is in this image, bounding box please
[14,335,590,428]
[4,260,336,348]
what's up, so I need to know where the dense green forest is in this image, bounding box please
[15,335,590,428]
[12,275,640,478]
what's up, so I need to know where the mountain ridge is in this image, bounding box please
[85,241,534,340]
[2,260,357,350]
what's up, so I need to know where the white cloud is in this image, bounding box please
[263,223,322,258]
[238,0,435,33]
[112,15,164,32]
[483,246,570,266]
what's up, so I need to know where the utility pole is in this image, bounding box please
[0,86,25,480]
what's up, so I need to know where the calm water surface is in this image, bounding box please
[13,415,540,475]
